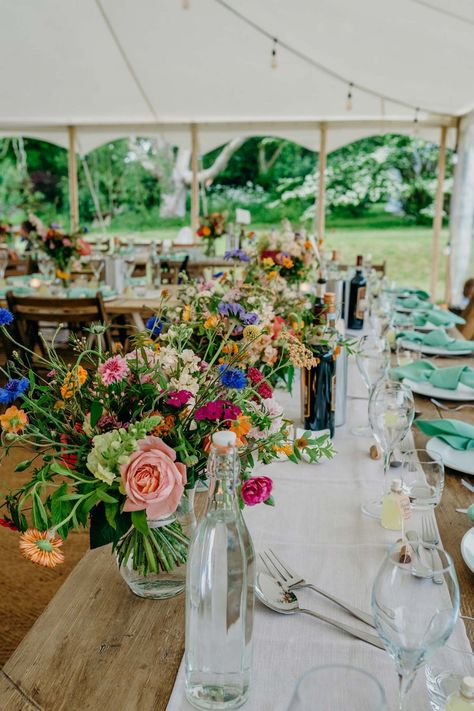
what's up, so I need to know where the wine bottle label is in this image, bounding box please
[331,374,336,411]
[355,286,366,319]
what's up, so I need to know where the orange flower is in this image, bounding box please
[229,415,252,439]
[273,443,293,457]
[295,436,309,450]
[152,414,175,437]
[19,529,64,568]
[304,240,312,250]
[0,406,28,433]
[183,304,191,321]
[56,269,71,281]
[267,270,279,281]
[202,226,211,237]
[282,257,294,269]
[204,315,218,329]
[60,365,88,400]
[222,341,239,356]
[54,400,65,410]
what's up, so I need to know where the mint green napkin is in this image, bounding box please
[393,288,430,300]
[416,418,474,450]
[397,329,474,352]
[390,360,474,390]
[412,309,465,328]
[396,296,433,310]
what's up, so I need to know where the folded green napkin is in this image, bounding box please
[416,418,474,450]
[412,309,465,328]
[397,329,474,352]
[390,360,474,390]
[396,296,433,310]
[393,288,430,300]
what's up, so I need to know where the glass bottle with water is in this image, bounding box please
[185,430,255,709]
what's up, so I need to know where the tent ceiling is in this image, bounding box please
[0,0,469,152]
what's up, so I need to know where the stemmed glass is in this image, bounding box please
[352,335,391,436]
[287,664,387,709]
[372,540,459,711]
[37,253,55,288]
[88,254,104,288]
[369,294,394,339]
[124,253,136,289]
[0,247,9,282]
[362,379,414,518]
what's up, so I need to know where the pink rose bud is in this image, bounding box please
[241,476,273,506]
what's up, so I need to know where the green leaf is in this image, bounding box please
[50,483,73,539]
[286,364,295,393]
[32,491,49,530]
[104,502,118,529]
[15,459,33,472]
[89,502,131,548]
[96,489,118,504]
[90,400,103,428]
[50,461,76,477]
[264,495,275,507]
[131,509,149,536]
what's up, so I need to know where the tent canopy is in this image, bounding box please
[0,0,469,152]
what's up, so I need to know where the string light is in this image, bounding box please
[181,0,189,8]
[271,38,278,69]
[413,107,420,135]
[345,82,353,111]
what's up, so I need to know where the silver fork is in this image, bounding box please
[260,549,375,628]
[421,516,443,585]
[430,398,474,412]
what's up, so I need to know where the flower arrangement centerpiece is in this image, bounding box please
[32,224,91,286]
[0,304,334,599]
[256,221,315,287]
[196,212,226,257]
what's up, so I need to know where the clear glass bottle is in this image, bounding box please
[185,431,255,710]
[446,677,474,709]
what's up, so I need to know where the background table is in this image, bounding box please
[1,356,473,710]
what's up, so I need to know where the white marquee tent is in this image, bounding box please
[1,0,474,300]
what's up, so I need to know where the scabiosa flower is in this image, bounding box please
[218,301,246,320]
[98,355,130,386]
[19,529,65,568]
[0,308,14,327]
[0,377,29,404]
[167,389,192,408]
[242,311,259,325]
[146,315,163,337]
[219,365,247,390]
[224,249,250,262]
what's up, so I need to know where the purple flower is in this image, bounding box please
[218,301,246,320]
[224,249,250,262]
[0,377,29,404]
[242,311,259,325]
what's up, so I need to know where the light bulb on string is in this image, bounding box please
[271,38,278,68]
[345,82,353,111]
[413,107,420,136]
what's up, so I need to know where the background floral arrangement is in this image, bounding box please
[32,225,91,280]
[0,306,334,579]
[255,222,315,286]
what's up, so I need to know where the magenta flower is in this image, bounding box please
[167,390,192,408]
[98,355,130,386]
[194,399,242,422]
[241,476,273,506]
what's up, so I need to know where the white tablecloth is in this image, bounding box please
[167,357,469,711]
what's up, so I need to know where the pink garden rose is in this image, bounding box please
[121,436,187,520]
[241,476,273,506]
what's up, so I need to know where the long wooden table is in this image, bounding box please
[1,354,473,710]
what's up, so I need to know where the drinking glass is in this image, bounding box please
[372,541,459,711]
[362,379,414,518]
[124,253,136,287]
[352,335,391,436]
[287,664,387,710]
[369,295,394,339]
[396,341,421,367]
[37,253,56,288]
[88,254,104,287]
[400,449,444,510]
[0,247,9,281]
[426,616,474,710]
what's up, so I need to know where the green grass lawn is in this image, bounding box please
[91,218,473,300]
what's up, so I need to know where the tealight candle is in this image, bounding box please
[30,277,42,289]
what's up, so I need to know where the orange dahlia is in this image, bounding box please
[19,529,65,568]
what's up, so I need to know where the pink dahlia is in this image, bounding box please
[98,355,130,386]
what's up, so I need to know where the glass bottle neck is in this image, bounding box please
[206,447,240,512]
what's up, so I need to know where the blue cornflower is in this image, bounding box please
[224,249,250,262]
[218,301,246,320]
[0,308,14,327]
[242,311,259,325]
[145,315,163,337]
[219,365,247,390]
[0,377,29,404]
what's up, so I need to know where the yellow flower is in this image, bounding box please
[204,315,218,329]
[273,443,293,457]
[243,325,260,340]
[19,529,64,568]
[283,257,294,269]
[267,270,279,281]
[56,269,71,280]
[54,400,65,410]
[222,341,239,356]
[183,304,191,321]
[262,257,275,268]
[0,405,28,433]
[60,365,88,400]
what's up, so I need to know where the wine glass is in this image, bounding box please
[400,449,444,510]
[0,247,9,281]
[369,295,394,339]
[352,335,391,436]
[362,379,414,518]
[37,253,55,286]
[88,254,104,287]
[372,540,459,711]
[287,664,387,709]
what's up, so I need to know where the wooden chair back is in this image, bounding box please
[339,261,386,275]
[6,292,113,354]
[5,255,33,278]
[461,294,474,340]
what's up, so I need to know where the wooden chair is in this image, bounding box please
[5,255,34,278]
[6,291,114,358]
[461,295,474,340]
[339,261,386,275]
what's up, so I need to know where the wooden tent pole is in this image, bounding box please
[430,125,448,300]
[316,122,327,241]
[67,126,79,233]
[190,123,200,233]
[444,118,461,305]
